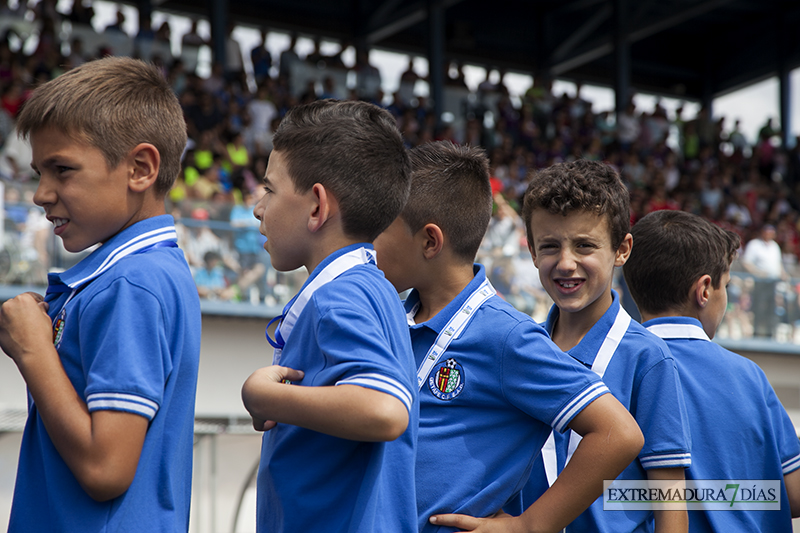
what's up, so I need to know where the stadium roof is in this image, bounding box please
[158,0,800,102]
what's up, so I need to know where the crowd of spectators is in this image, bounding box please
[1,0,800,338]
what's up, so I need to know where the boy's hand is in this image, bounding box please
[429,511,525,533]
[0,292,52,363]
[242,365,305,432]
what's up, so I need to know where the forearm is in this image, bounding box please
[16,351,145,500]
[648,468,688,533]
[519,430,642,532]
[518,394,643,532]
[242,372,408,441]
[785,468,800,518]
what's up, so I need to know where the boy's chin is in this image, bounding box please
[60,238,95,254]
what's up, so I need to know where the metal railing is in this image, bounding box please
[3,195,799,345]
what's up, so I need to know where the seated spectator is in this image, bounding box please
[181,18,207,73]
[104,8,126,33]
[194,250,237,300]
[230,189,269,303]
[250,28,272,85]
[278,32,299,81]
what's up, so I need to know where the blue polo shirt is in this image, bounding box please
[645,316,800,532]
[411,265,611,533]
[256,243,418,533]
[8,215,201,533]
[521,291,691,533]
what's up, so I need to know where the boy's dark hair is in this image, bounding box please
[272,99,410,242]
[623,210,740,315]
[400,141,491,263]
[522,159,630,249]
[16,56,187,196]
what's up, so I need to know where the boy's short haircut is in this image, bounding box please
[272,99,410,242]
[522,159,630,249]
[401,141,492,263]
[624,209,740,315]
[16,56,187,195]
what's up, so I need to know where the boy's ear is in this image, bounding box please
[419,223,445,260]
[527,241,537,263]
[614,233,633,267]
[694,274,713,308]
[127,143,160,193]
[308,183,338,233]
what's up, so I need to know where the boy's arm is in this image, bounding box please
[430,393,643,532]
[242,364,409,441]
[0,293,148,502]
[785,468,800,518]
[647,468,688,533]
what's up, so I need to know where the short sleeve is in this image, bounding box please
[315,302,414,413]
[500,320,610,433]
[634,356,692,469]
[79,278,171,421]
[763,376,800,475]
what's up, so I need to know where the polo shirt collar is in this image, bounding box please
[545,289,622,367]
[47,215,178,293]
[405,264,485,332]
[301,242,375,290]
[643,316,710,341]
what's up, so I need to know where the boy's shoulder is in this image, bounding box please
[483,293,547,334]
[610,319,677,376]
[308,262,408,334]
[659,327,770,386]
[62,215,195,302]
[316,261,397,304]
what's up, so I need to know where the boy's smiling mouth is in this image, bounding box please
[556,278,584,290]
[48,216,69,235]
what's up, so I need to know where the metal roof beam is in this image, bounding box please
[364,0,464,45]
[550,0,735,75]
[552,4,612,62]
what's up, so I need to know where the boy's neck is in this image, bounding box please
[551,289,613,351]
[413,261,475,324]
[640,305,697,324]
[305,235,364,274]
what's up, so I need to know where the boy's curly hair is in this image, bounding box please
[522,159,630,249]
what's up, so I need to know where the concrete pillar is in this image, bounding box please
[613,0,630,117]
[209,0,227,68]
[427,0,445,132]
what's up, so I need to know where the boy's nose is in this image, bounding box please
[32,177,55,207]
[252,201,263,221]
[555,250,578,272]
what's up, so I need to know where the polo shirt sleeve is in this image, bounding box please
[762,374,800,475]
[79,278,170,421]
[501,320,610,433]
[314,300,415,414]
[633,353,692,470]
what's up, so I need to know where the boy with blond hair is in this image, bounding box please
[519,159,692,532]
[241,99,418,533]
[624,209,800,531]
[374,141,644,532]
[1,57,200,532]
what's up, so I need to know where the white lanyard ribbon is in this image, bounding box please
[543,305,631,487]
[269,247,375,365]
[413,279,495,390]
[646,322,709,341]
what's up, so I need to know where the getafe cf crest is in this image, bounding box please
[53,307,66,349]
[428,358,464,400]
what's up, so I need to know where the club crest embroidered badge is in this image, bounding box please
[428,358,464,400]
